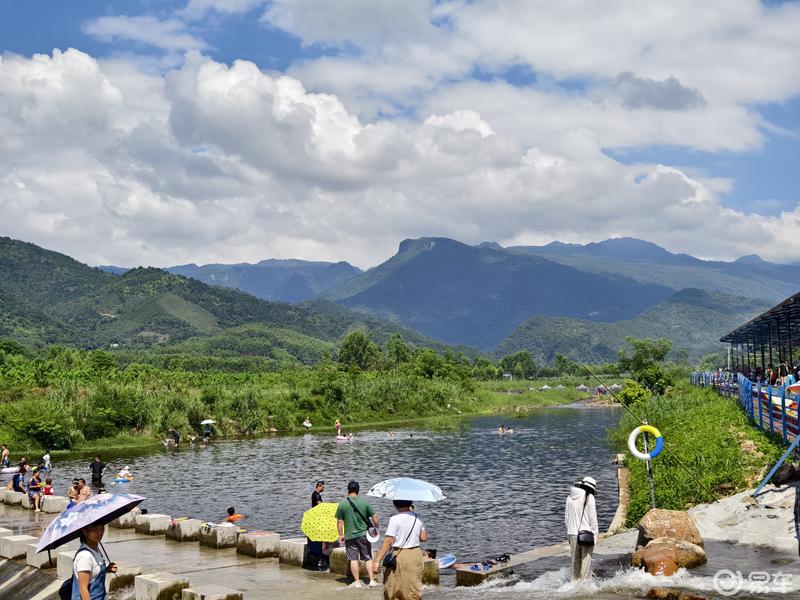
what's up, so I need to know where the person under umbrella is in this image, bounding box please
[374,500,428,600]
[71,522,118,600]
[36,493,144,600]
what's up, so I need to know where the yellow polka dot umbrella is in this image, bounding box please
[301,502,340,542]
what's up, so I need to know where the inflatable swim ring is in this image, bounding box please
[113,477,133,483]
[627,425,663,461]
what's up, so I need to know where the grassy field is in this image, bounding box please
[610,379,784,525]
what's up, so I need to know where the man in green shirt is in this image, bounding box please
[336,480,379,588]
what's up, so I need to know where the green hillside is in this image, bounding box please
[0,237,456,362]
[496,288,770,363]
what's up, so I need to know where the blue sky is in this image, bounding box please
[1,1,799,266]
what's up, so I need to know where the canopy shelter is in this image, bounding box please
[721,291,800,373]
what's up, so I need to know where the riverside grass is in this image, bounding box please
[610,378,784,526]
[0,344,594,453]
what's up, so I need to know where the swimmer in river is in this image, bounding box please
[303,416,313,429]
[224,506,244,523]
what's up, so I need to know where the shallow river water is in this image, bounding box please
[55,407,621,561]
[45,406,800,598]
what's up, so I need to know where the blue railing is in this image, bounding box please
[691,371,798,446]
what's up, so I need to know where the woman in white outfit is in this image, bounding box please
[564,476,598,582]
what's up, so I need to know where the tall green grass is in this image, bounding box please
[610,380,784,525]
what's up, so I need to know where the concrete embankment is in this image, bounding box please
[0,489,439,600]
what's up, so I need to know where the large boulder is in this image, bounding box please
[770,463,798,485]
[637,509,703,549]
[632,537,707,575]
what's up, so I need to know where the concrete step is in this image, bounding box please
[236,531,280,558]
[181,585,244,600]
[134,572,190,600]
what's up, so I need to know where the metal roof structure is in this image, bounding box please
[719,292,800,369]
[720,291,800,346]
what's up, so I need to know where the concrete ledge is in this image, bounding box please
[278,537,308,567]
[135,572,190,600]
[422,558,439,585]
[199,524,238,549]
[111,509,139,529]
[4,491,26,506]
[181,586,244,600]
[236,531,280,558]
[0,534,38,559]
[42,495,69,514]
[166,518,202,542]
[57,550,78,580]
[330,547,370,577]
[0,527,13,539]
[107,562,143,592]
[135,514,172,535]
[26,543,57,569]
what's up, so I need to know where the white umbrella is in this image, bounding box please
[200,419,216,425]
[367,477,446,502]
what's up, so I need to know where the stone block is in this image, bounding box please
[0,489,8,502]
[110,509,139,529]
[134,572,190,600]
[0,527,13,538]
[166,518,202,542]
[26,543,57,569]
[42,495,69,514]
[57,550,78,580]
[0,534,39,559]
[422,558,439,585]
[107,562,143,592]
[329,547,369,577]
[181,586,244,600]
[236,530,280,558]
[4,490,26,506]
[278,537,308,567]
[199,524,238,549]
[135,513,172,535]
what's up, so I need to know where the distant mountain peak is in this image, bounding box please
[397,237,464,254]
[734,254,767,265]
[477,241,504,250]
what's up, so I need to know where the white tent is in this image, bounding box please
[540,384,551,391]
[555,384,565,389]
[609,383,622,391]
[576,384,590,392]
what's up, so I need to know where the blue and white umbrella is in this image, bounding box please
[36,493,145,553]
[367,477,446,502]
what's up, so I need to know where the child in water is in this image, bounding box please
[224,506,244,523]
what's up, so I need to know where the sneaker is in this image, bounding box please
[368,580,379,588]
[349,580,365,588]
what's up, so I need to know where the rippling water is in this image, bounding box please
[53,406,620,561]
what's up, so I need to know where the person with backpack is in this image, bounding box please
[335,480,380,588]
[564,476,598,582]
[64,523,117,600]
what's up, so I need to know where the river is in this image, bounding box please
[17,405,800,598]
[53,406,621,562]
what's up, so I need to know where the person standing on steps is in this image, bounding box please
[336,480,379,588]
[374,500,428,600]
[1,444,9,468]
[309,481,328,571]
[564,476,598,582]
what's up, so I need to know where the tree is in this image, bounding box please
[386,334,412,368]
[618,337,673,395]
[499,351,536,379]
[554,353,572,376]
[338,330,381,371]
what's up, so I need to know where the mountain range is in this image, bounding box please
[2,234,793,363]
[98,259,361,303]
[0,237,454,363]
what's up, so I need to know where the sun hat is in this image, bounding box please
[580,476,597,494]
